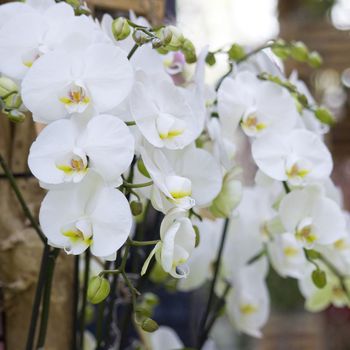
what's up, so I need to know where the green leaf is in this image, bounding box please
[193,225,200,247]
[305,249,321,260]
[312,269,327,289]
[137,158,151,178]
[228,44,246,61]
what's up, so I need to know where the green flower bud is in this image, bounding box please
[87,276,110,304]
[312,269,327,289]
[130,200,143,216]
[6,110,26,123]
[210,170,242,218]
[290,41,309,62]
[0,76,18,98]
[112,17,131,41]
[141,318,159,333]
[132,30,151,45]
[193,225,200,247]
[151,37,162,49]
[4,93,22,110]
[228,43,246,61]
[205,52,216,66]
[143,292,159,307]
[314,107,335,126]
[157,27,173,46]
[165,25,184,50]
[137,158,150,178]
[308,51,323,68]
[271,42,290,60]
[182,38,197,63]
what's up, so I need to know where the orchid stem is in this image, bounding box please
[79,249,91,350]
[72,255,80,350]
[25,244,50,350]
[36,248,59,349]
[122,180,153,189]
[127,44,139,60]
[197,218,230,348]
[0,153,46,243]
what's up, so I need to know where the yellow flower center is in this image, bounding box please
[240,303,258,315]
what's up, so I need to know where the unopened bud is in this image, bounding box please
[205,52,216,66]
[0,77,18,98]
[143,292,159,307]
[130,200,143,216]
[6,109,25,123]
[228,43,246,61]
[157,27,173,45]
[132,30,151,45]
[290,41,309,62]
[193,225,200,247]
[151,37,162,49]
[165,25,184,50]
[112,17,131,41]
[87,276,110,304]
[4,92,22,109]
[181,38,196,63]
[210,170,242,218]
[314,107,335,126]
[308,51,323,68]
[137,158,150,178]
[141,318,159,333]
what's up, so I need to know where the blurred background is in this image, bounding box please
[1,0,350,349]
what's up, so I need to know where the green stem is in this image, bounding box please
[197,218,230,348]
[283,181,291,194]
[127,44,139,60]
[125,121,136,126]
[122,180,153,189]
[25,245,50,350]
[79,249,91,350]
[35,248,59,349]
[129,239,159,247]
[247,248,266,265]
[201,282,231,344]
[0,153,46,243]
[71,255,80,350]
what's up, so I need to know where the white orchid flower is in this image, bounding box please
[177,218,224,292]
[39,172,132,258]
[279,187,346,248]
[141,208,196,278]
[140,142,222,212]
[226,258,270,338]
[298,262,350,312]
[217,70,298,138]
[130,71,204,150]
[252,128,333,186]
[148,326,217,350]
[28,114,134,186]
[21,38,134,123]
[267,232,307,279]
[0,2,75,79]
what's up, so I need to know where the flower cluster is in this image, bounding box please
[1,0,349,347]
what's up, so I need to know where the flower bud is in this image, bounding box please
[112,17,131,41]
[4,92,22,110]
[193,225,200,247]
[312,268,327,289]
[205,52,216,66]
[0,77,18,98]
[151,37,162,49]
[210,170,242,218]
[141,318,159,333]
[132,30,151,45]
[87,276,110,304]
[181,38,197,64]
[228,43,246,61]
[165,25,184,50]
[6,109,26,123]
[308,51,323,68]
[137,158,151,178]
[290,41,309,62]
[130,200,143,216]
[314,107,335,126]
[157,27,173,46]
[143,292,159,307]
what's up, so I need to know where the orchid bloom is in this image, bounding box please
[140,142,222,212]
[130,71,204,149]
[252,129,333,186]
[217,70,298,138]
[21,37,134,123]
[141,208,196,278]
[28,114,134,186]
[39,172,132,259]
[279,187,346,248]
